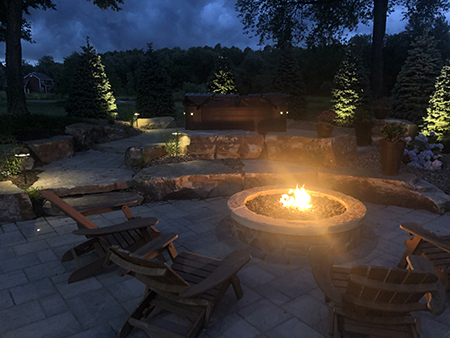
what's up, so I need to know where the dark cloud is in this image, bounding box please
[1,1,448,64]
[1,0,261,63]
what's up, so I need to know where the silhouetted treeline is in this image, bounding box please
[7,30,450,98]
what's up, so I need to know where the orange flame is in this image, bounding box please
[279,185,312,210]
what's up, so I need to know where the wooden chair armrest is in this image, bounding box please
[180,250,251,298]
[131,233,178,257]
[406,255,446,315]
[309,245,343,305]
[400,222,450,253]
[73,217,158,236]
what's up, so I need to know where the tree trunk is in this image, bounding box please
[371,0,388,100]
[4,0,29,116]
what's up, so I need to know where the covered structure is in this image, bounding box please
[183,93,289,134]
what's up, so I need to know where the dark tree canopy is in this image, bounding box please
[235,0,450,99]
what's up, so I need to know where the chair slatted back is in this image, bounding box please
[41,190,146,249]
[109,246,189,294]
[344,266,438,316]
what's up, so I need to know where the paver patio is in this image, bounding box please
[1,197,450,338]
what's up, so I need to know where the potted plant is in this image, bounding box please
[379,122,408,175]
[316,110,337,138]
[353,110,373,146]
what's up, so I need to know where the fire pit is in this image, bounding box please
[228,185,367,257]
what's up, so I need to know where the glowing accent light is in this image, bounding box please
[279,185,312,210]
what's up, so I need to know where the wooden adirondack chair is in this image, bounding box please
[310,245,446,338]
[40,190,177,283]
[107,239,252,338]
[398,222,450,290]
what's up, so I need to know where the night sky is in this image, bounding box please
[0,0,442,64]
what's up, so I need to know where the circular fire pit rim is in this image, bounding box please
[228,185,367,236]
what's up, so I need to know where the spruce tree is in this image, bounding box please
[207,56,238,94]
[422,60,450,146]
[391,29,442,124]
[136,44,175,118]
[331,48,371,126]
[66,38,117,119]
[273,47,306,120]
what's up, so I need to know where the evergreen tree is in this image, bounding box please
[331,48,371,126]
[136,44,175,118]
[273,47,306,119]
[391,29,442,124]
[207,56,238,94]
[66,38,117,119]
[422,60,450,146]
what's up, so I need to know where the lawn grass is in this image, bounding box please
[0,95,331,142]
[304,96,332,121]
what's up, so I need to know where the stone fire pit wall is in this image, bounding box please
[228,186,367,257]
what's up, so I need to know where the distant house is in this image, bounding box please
[24,72,54,93]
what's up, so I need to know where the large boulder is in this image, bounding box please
[26,135,74,163]
[65,123,104,151]
[136,117,174,130]
[265,130,357,167]
[65,121,140,151]
[132,160,243,200]
[0,181,35,221]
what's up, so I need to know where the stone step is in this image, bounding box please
[43,191,143,216]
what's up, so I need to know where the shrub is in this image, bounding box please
[66,37,117,119]
[207,56,238,95]
[331,48,371,126]
[317,110,337,124]
[391,29,442,124]
[136,44,175,118]
[380,122,409,143]
[422,59,450,147]
[163,130,181,157]
[404,133,443,170]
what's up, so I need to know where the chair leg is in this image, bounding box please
[61,238,98,262]
[67,256,108,283]
[118,291,157,338]
[230,275,244,299]
[398,236,422,268]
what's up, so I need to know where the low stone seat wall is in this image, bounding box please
[186,130,265,160]
[265,129,357,167]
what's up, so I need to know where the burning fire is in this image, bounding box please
[279,185,312,210]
